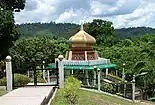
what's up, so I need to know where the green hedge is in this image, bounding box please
[30,77,46,83]
[0,74,30,87]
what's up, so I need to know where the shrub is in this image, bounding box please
[0,74,30,87]
[0,77,6,86]
[14,74,30,86]
[30,77,45,83]
[64,75,82,105]
[101,83,114,93]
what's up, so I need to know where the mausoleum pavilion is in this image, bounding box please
[48,24,116,71]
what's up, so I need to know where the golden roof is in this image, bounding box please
[69,24,96,48]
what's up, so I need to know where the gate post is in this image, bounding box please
[97,68,101,91]
[6,56,12,91]
[93,66,97,87]
[58,55,64,88]
[132,75,135,101]
[106,68,108,78]
[42,61,46,81]
[33,64,37,86]
[56,60,59,85]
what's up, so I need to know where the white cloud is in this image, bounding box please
[91,0,140,17]
[114,0,155,28]
[14,0,155,28]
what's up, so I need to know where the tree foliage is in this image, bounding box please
[85,19,116,46]
[0,0,25,60]
[17,20,155,39]
[9,36,68,67]
[97,34,155,98]
[18,22,79,38]
[0,10,20,59]
[0,0,25,11]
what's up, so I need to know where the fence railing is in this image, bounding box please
[62,58,110,66]
[12,63,59,88]
[69,73,134,100]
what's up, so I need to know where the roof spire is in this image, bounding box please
[80,20,84,31]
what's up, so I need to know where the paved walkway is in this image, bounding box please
[0,86,54,105]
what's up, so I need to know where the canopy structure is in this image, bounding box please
[48,63,116,71]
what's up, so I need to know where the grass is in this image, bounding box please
[52,89,144,105]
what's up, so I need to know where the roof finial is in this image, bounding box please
[80,20,84,31]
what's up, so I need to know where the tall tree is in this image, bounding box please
[85,19,116,46]
[0,0,25,59]
[9,37,68,68]
[0,0,25,12]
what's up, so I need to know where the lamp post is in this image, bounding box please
[106,68,108,78]
[42,61,47,82]
[46,60,50,83]
[97,68,101,91]
[132,75,136,101]
[93,66,97,87]
[58,55,64,88]
[124,80,127,97]
[6,56,12,92]
[132,72,148,101]
[122,63,125,80]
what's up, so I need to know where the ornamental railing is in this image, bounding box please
[62,58,110,66]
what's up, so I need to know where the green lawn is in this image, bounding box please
[52,89,144,105]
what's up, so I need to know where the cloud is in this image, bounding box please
[91,0,140,17]
[14,0,56,23]
[56,9,89,23]
[25,0,38,11]
[55,0,91,15]
[94,0,118,5]
[14,0,155,28]
[114,0,155,28]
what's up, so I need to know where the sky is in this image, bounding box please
[14,0,155,29]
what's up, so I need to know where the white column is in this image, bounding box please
[42,61,47,82]
[58,60,64,88]
[71,70,73,74]
[85,71,90,86]
[116,70,118,76]
[47,70,50,83]
[6,56,12,92]
[124,83,126,97]
[132,76,135,101]
[68,51,72,60]
[85,51,87,60]
[106,68,108,78]
[93,70,96,86]
[95,50,99,59]
[122,68,125,80]
[97,68,101,91]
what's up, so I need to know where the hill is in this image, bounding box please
[17,22,155,39]
[17,22,79,38]
[116,27,155,38]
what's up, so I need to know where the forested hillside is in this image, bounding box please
[17,22,155,38]
[17,22,79,38]
[116,27,155,38]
